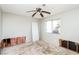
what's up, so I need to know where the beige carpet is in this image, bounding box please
[1,40,79,55]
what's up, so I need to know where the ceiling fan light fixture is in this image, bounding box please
[26,4,51,18]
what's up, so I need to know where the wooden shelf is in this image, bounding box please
[59,39,79,53]
[0,36,26,48]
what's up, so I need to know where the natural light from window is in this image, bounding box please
[46,21,52,33]
[46,20,60,34]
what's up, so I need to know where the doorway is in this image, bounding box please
[32,22,39,42]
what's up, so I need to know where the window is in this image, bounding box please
[52,20,60,34]
[46,21,52,33]
[46,20,60,34]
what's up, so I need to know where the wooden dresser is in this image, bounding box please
[59,39,79,53]
[0,36,26,48]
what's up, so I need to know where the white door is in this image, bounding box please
[32,22,39,42]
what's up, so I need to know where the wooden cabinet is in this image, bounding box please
[0,36,26,48]
[11,38,17,46]
[17,37,23,44]
[69,41,76,51]
[0,40,2,48]
[59,39,79,53]
[61,40,68,48]
[1,38,11,48]
[77,44,79,53]
[16,36,26,44]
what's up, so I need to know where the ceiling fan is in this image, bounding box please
[26,5,51,17]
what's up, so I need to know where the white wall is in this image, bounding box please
[41,8,79,46]
[2,12,37,42]
[61,8,79,43]
[0,8,2,39]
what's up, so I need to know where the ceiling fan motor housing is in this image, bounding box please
[36,8,42,12]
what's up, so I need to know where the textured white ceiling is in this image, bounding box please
[0,4,79,18]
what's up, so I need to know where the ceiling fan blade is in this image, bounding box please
[42,11,51,14]
[40,13,44,17]
[32,12,37,17]
[26,10,36,12]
